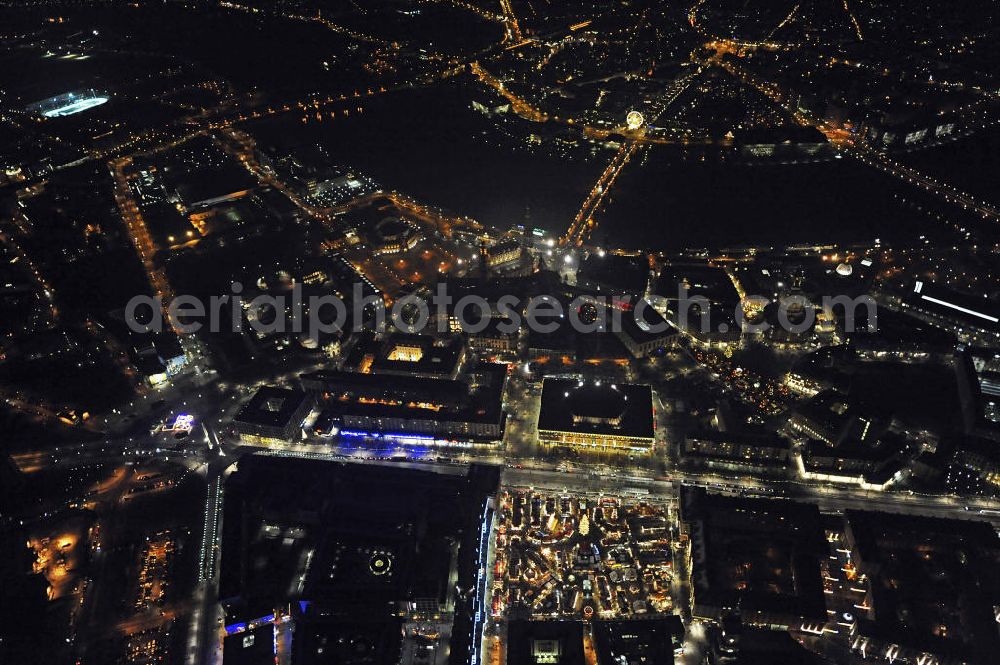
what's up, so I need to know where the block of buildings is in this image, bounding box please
[680,488,827,629]
[844,510,1000,665]
[232,386,314,446]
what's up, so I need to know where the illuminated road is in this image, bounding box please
[235,444,1000,536]
[206,65,466,128]
[188,462,228,665]
[0,226,57,324]
[501,466,1000,529]
[561,70,701,246]
[471,61,711,148]
[435,0,503,22]
[842,0,864,41]
[218,1,398,48]
[470,61,548,122]
[688,0,1000,224]
[217,127,337,222]
[16,364,987,543]
[764,2,800,41]
[498,0,523,44]
[110,148,211,367]
[842,143,1000,222]
[110,151,188,308]
[231,437,1000,530]
[713,53,1000,223]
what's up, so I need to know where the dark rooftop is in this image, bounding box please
[223,624,275,665]
[735,126,828,145]
[845,510,1000,664]
[291,617,402,665]
[507,620,585,665]
[722,627,828,665]
[233,386,311,429]
[681,487,827,626]
[537,378,654,440]
[219,455,500,622]
[301,368,469,405]
[593,618,676,665]
[174,163,256,209]
[576,253,650,296]
[906,280,1000,334]
[619,300,678,343]
[653,263,740,306]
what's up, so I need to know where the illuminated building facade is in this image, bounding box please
[507,621,585,665]
[783,371,827,397]
[343,332,467,380]
[735,127,830,159]
[371,217,421,256]
[486,238,523,269]
[467,318,520,360]
[301,363,508,442]
[615,304,678,358]
[682,430,790,474]
[945,436,1000,496]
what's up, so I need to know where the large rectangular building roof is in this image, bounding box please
[537,378,654,441]
[301,369,469,406]
[681,487,827,628]
[593,619,675,665]
[302,364,507,428]
[507,620,585,665]
[222,624,275,665]
[233,386,311,429]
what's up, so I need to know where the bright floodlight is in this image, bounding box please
[42,95,109,117]
[625,110,645,130]
[27,90,110,118]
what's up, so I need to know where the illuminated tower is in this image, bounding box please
[479,236,491,281]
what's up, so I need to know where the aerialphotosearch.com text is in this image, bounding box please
[124,282,877,339]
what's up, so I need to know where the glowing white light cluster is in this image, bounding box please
[40,92,109,117]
